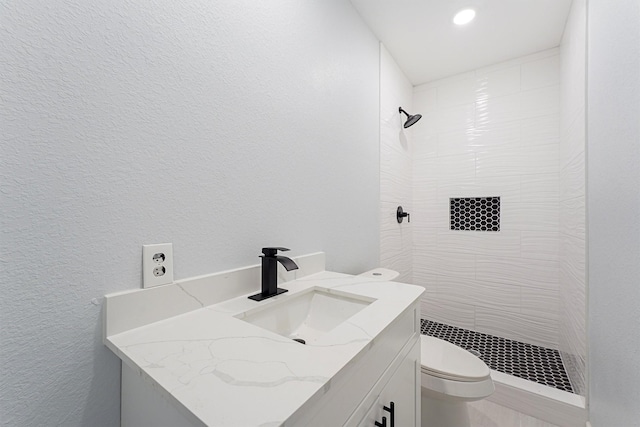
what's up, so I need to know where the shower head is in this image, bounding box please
[399,107,422,128]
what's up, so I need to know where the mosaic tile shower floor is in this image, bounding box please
[420,319,574,393]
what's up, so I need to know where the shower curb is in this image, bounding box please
[488,370,587,427]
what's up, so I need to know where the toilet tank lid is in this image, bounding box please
[420,336,491,381]
[357,268,400,281]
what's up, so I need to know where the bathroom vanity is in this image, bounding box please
[104,253,424,426]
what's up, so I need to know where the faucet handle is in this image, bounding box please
[261,247,290,257]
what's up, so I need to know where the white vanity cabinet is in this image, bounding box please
[120,302,420,427]
[105,267,425,427]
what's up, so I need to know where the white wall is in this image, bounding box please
[587,0,640,424]
[559,0,588,396]
[412,50,561,349]
[379,45,414,283]
[0,1,380,425]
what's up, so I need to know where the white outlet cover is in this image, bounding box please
[142,243,174,288]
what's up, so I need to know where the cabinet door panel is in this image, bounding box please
[379,342,419,427]
[356,340,420,427]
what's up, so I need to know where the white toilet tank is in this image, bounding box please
[358,268,400,281]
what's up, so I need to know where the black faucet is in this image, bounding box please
[248,247,299,301]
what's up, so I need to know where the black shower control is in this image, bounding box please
[397,206,410,223]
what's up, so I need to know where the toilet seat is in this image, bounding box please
[420,336,491,382]
[419,335,494,402]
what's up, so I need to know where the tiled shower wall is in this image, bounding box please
[379,44,413,283]
[411,49,561,349]
[559,0,587,396]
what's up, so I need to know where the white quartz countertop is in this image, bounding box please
[105,271,424,427]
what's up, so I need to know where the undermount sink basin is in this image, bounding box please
[236,287,374,344]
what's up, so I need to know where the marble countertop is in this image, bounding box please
[105,270,424,426]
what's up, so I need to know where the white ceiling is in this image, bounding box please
[350,0,573,86]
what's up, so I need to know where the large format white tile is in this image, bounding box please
[476,92,521,126]
[380,169,412,202]
[380,198,413,280]
[520,173,559,204]
[560,152,585,200]
[560,106,585,165]
[412,267,437,295]
[430,251,477,279]
[413,226,438,252]
[475,147,525,178]
[434,152,476,180]
[508,200,559,232]
[475,308,558,349]
[413,86,438,113]
[559,233,585,286]
[412,131,437,157]
[520,85,560,119]
[436,128,477,156]
[475,65,521,100]
[420,297,475,330]
[521,54,560,91]
[413,178,438,204]
[437,176,521,201]
[521,286,560,322]
[476,256,559,290]
[475,142,558,179]
[437,76,477,108]
[522,114,560,146]
[436,103,476,133]
[475,48,558,77]
[437,230,521,258]
[560,195,585,239]
[414,202,448,230]
[518,144,560,176]
[436,276,482,307]
[470,278,522,315]
[521,231,560,261]
[472,120,522,151]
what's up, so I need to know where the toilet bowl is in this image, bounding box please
[419,335,494,427]
[359,268,494,426]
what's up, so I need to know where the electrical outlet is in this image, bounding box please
[142,243,174,288]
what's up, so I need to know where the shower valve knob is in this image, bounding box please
[397,206,410,223]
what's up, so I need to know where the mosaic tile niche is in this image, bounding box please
[450,197,500,231]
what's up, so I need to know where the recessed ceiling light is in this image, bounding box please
[453,9,476,26]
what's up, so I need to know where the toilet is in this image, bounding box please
[359,269,495,427]
[419,335,494,427]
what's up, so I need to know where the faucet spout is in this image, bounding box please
[275,255,299,271]
[248,247,298,301]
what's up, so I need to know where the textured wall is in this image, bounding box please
[412,50,561,349]
[559,0,587,396]
[587,0,640,424]
[0,1,380,425]
[379,45,413,283]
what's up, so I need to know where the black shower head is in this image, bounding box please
[399,107,422,128]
